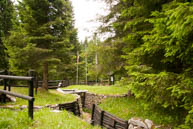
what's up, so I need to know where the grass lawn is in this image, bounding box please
[0,86,100,129]
[99,97,179,127]
[62,85,129,95]
[0,108,100,129]
[0,87,76,106]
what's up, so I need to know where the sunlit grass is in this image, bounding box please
[62,85,129,95]
[0,87,76,106]
[99,97,179,126]
[0,87,100,129]
[0,108,101,129]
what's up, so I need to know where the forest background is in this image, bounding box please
[1,0,193,128]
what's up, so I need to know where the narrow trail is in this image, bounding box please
[82,112,92,123]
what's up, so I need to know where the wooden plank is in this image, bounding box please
[100,110,104,126]
[103,116,115,126]
[115,122,128,129]
[103,123,114,129]
[0,90,34,101]
[59,104,75,107]
[104,112,126,124]
[0,75,33,81]
[115,124,127,129]
[59,102,76,106]
[92,105,129,129]
[59,101,81,116]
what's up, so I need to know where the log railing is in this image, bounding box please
[0,73,35,119]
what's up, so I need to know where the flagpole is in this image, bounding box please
[76,51,79,85]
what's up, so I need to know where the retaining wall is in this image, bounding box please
[84,92,128,110]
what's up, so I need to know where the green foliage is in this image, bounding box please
[5,0,79,81]
[100,0,193,128]
[0,0,14,69]
[99,97,179,126]
[141,2,193,72]
[128,71,193,128]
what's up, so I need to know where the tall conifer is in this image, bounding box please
[5,0,78,90]
[0,0,13,69]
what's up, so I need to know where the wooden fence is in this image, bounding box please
[38,80,69,89]
[91,104,128,129]
[69,80,110,86]
[0,73,35,119]
[59,101,80,116]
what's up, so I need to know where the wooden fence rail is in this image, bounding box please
[0,72,35,119]
[91,104,128,129]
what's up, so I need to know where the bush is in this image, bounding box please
[128,71,193,128]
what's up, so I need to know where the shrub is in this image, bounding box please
[128,71,193,128]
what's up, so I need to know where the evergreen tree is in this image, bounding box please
[0,0,14,69]
[99,0,193,128]
[5,0,78,90]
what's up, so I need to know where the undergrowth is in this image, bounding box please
[99,97,180,127]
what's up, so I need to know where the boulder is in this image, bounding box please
[20,105,27,110]
[128,117,149,129]
[128,118,155,129]
[144,119,154,129]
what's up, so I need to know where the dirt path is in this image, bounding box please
[82,112,92,124]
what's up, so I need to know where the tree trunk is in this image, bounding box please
[42,62,48,90]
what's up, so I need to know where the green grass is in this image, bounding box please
[62,85,129,95]
[0,87,76,106]
[0,87,100,129]
[99,97,179,126]
[0,108,100,129]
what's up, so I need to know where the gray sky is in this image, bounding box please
[70,0,107,42]
[13,0,106,42]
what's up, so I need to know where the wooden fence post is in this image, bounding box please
[100,110,104,126]
[28,70,37,94]
[34,72,38,95]
[7,71,11,92]
[91,104,95,125]
[28,70,34,119]
[82,92,86,108]
[2,79,7,103]
[3,70,8,103]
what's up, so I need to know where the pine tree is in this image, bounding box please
[5,0,78,90]
[0,0,14,69]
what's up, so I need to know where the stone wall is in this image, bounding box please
[84,92,127,110]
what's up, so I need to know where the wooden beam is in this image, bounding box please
[0,90,34,101]
[0,75,33,81]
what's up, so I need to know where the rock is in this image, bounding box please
[144,119,154,129]
[128,118,149,129]
[20,105,27,110]
[34,106,43,110]
[45,104,59,110]
[51,110,61,113]
[128,124,134,129]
